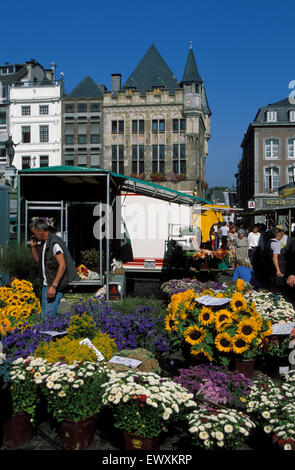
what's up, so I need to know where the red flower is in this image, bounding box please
[139,394,147,403]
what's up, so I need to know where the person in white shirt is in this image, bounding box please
[247,225,261,266]
[220,222,229,249]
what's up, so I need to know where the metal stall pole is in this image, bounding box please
[106,173,110,300]
[100,202,103,284]
[25,200,28,245]
[17,173,21,244]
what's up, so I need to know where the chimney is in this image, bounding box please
[45,69,54,81]
[111,74,121,94]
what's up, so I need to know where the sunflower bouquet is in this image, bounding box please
[165,283,272,366]
[0,279,41,336]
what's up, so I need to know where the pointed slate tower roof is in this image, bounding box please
[123,44,179,96]
[180,43,203,86]
[67,75,103,99]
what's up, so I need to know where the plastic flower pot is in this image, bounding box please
[3,413,32,448]
[123,431,158,450]
[234,358,255,379]
[58,414,97,450]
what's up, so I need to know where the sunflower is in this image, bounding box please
[184,325,206,345]
[190,347,213,362]
[215,310,233,331]
[232,334,249,354]
[165,314,179,333]
[236,279,245,292]
[215,332,233,352]
[261,320,273,338]
[230,292,247,312]
[201,289,214,296]
[236,317,259,343]
[198,307,215,326]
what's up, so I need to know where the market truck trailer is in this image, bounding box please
[120,193,200,272]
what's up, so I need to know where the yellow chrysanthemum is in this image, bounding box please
[198,307,215,326]
[215,332,233,352]
[165,314,179,333]
[236,317,259,343]
[230,292,247,312]
[232,334,249,354]
[236,278,245,292]
[184,325,206,345]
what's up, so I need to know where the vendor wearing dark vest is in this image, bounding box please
[30,218,79,318]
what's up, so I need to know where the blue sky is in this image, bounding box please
[3,0,295,188]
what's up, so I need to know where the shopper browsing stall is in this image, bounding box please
[30,218,80,318]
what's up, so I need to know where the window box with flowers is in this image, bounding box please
[170,173,186,183]
[130,173,146,180]
[150,173,167,182]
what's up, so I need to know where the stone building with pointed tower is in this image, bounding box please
[61,75,104,168]
[103,44,211,195]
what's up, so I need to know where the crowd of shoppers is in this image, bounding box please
[210,220,295,294]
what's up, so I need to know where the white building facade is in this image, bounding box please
[9,81,62,170]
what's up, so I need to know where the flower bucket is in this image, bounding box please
[234,359,255,379]
[58,414,97,450]
[123,431,158,450]
[3,413,32,448]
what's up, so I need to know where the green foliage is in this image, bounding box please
[0,244,42,298]
[113,297,166,316]
[80,249,100,268]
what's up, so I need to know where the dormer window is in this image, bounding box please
[289,111,295,122]
[266,111,277,122]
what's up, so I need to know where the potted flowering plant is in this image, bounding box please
[3,356,47,447]
[187,406,255,450]
[38,360,109,449]
[0,279,41,337]
[101,370,196,450]
[165,284,272,375]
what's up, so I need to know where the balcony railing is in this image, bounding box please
[11,80,61,88]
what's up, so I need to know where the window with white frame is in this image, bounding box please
[22,156,31,169]
[22,126,31,143]
[21,106,31,116]
[40,155,49,167]
[288,138,295,158]
[39,105,49,115]
[289,111,295,122]
[266,111,277,122]
[288,165,295,184]
[264,166,279,192]
[40,125,49,143]
[264,139,279,158]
